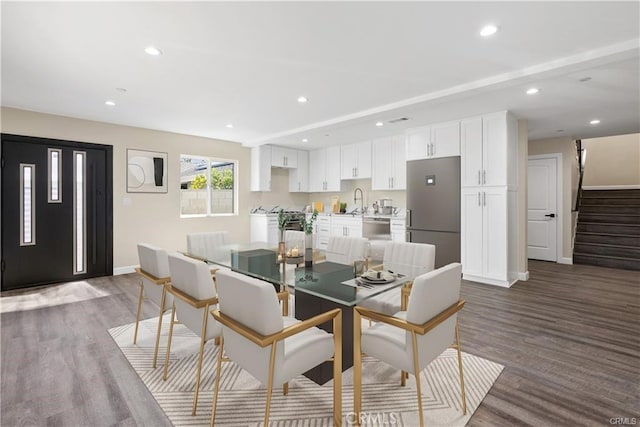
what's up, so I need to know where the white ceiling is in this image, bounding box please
[2,2,639,149]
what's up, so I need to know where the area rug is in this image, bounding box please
[109,315,503,426]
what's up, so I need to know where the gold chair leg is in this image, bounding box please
[133,284,144,344]
[152,287,167,368]
[264,342,277,426]
[455,320,467,415]
[210,337,224,427]
[192,304,210,416]
[283,383,289,395]
[333,310,342,427]
[353,309,362,425]
[401,370,406,386]
[163,303,177,381]
[411,331,425,427]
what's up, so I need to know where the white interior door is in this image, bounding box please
[527,157,557,261]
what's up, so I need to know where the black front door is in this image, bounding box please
[1,134,113,291]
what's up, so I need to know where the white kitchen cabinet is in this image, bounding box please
[330,215,363,238]
[372,135,406,190]
[340,141,372,180]
[406,126,430,161]
[430,121,460,158]
[390,217,406,242]
[461,187,508,284]
[250,214,279,247]
[251,146,271,191]
[461,112,517,188]
[289,150,309,192]
[309,146,342,192]
[316,215,331,250]
[405,121,460,161]
[271,146,297,168]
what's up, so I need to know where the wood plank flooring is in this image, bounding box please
[1,260,638,426]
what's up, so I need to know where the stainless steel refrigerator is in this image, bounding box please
[406,156,460,268]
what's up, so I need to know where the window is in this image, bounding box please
[73,151,86,274]
[180,155,237,216]
[48,148,62,203]
[19,163,36,246]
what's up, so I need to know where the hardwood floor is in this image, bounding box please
[1,260,638,426]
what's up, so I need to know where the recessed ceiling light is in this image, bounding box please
[556,129,565,133]
[144,46,162,56]
[297,96,308,104]
[225,124,233,128]
[589,119,601,125]
[375,122,384,127]
[526,88,540,95]
[105,100,116,107]
[480,25,498,37]
[579,77,592,82]
[302,138,308,142]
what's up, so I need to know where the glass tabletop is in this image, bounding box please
[183,241,414,307]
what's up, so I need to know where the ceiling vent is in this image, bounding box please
[388,117,410,124]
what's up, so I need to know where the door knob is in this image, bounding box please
[545,213,556,218]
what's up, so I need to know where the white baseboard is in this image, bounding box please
[114,265,137,275]
[558,257,573,265]
[582,185,640,190]
[463,274,514,288]
[518,271,530,281]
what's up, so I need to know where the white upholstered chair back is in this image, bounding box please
[325,236,369,266]
[186,231,230,260]
[167,253,220,341]
[137,243,173,306]
[382,241,435,278]
[215,269,285,384]
[406,263,462,369]
[284,230,307,249]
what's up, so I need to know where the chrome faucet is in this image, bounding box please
[354,187,364,215]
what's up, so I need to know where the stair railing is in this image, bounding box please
[573,139,586,213]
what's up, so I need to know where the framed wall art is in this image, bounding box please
[127,149,168,193]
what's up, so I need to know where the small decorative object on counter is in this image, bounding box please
[339,202,347,213]
[301,210,318,269]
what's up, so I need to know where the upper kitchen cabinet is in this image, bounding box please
[340,141,372,180]
[309,146,342,192]
[251,145,271,191]
[460,112,518,188]
[271,146,297,168]
[405,121,460,161]
[289,150,309,192]
[372,135,406,190]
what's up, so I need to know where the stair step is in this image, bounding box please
[578,213,640,224]
[579,205,640,215]
[575,232,640,246]
[573,242,640,258]
[582,189,640,198]
[573,253,640,271]
[576,223,640,235]
[580,198,640,206]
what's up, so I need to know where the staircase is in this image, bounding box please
[574,189,640,270]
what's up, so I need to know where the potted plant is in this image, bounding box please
[340,202,347,213]
[277,209,290,259]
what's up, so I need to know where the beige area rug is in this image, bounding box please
[0,281,110,313]
[109,314,503,426]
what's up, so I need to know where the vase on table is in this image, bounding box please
[304,233,313,269]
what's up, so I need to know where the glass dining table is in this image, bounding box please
[185,241,413,384]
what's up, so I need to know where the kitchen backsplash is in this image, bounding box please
[251,168,406,213]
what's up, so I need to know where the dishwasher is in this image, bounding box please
[363,217,391,240]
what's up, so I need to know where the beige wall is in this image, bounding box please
[250,167,310,210]
[528,136,577,261]
[1,107,254,269]
[582,133,640,187]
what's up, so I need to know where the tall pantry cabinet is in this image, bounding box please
[460,111,519,287]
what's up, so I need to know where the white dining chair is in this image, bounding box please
[325,235,369,272]
[186,231,230,261]
[210,268,343,427]
[164,253,223,416]
[134,243,174,369]
[358,241,435,315]
[354,263,467,427]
